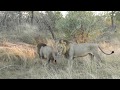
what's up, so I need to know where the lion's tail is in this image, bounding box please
[98,46,114,55]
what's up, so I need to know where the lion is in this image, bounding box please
[37,39,56,58]
[57,39,114,62]
[37,43,47,58]
[40,45,58,64]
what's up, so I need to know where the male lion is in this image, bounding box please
[57,39,114,62]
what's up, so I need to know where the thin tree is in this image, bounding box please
[19,11,22,24]
[111,11,116,29]
[31,11,34,25]
[40,12,56,40]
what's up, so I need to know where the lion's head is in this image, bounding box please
[56,39,70,58]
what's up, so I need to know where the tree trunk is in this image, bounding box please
[48,26,56,40]
[3,13,7,26]
[41,13,56,40]
[80,24,84,43]
[111,11,116,31]
[31,11,34,25]
[19,11,22,24]
[111,11,114,28]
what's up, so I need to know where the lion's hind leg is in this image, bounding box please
[88,53,94,66]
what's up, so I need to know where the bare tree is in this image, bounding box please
[2,12,8,26]
[19,11,22,24]
[40,12,56,40]
[31,11,34,25]
[111,11,116,29]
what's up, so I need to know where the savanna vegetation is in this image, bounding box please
[0,11,120,79]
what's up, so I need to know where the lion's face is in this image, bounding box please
[57,42,67,56]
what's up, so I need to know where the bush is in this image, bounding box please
[13,23,40,44]
[0,23,41,44]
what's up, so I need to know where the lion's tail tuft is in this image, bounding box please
[111,51,114,54]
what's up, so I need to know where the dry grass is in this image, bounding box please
[0,56,120,79]
[0,19,120,79]
[0,41,37,62]
[0,41,120,79]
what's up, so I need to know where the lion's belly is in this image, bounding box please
[74,49,89,56]
[73,45,91,57]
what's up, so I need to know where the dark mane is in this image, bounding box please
[59,39,70,45]
[37,43,47,49]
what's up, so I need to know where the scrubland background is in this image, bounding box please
[0,11,120,79]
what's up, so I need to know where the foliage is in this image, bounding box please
[56,11,106,40]
[115,11,120,22]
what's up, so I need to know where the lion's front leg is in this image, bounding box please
[68,45,74,60]
[66,46,74,67]
[68,50,74,60]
